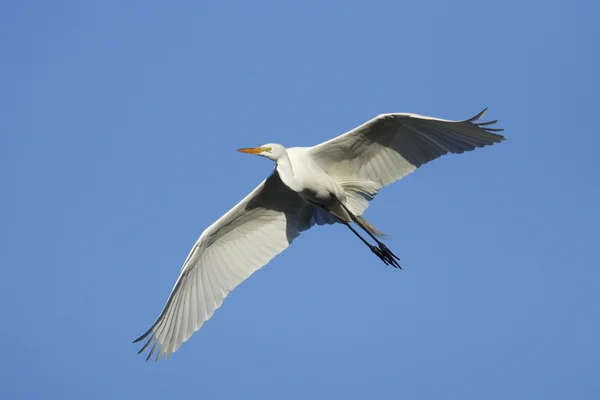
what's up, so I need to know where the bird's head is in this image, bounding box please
[237,143,286,161]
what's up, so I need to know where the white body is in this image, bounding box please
[134,108,505,361]
[277,147,350,220]
[280,147,346,202]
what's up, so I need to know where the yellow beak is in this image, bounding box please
[237,147,263,154]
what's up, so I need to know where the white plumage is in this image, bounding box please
[134,108,504,361]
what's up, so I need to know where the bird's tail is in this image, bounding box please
[355,215,388,238]
[336,180,387,238]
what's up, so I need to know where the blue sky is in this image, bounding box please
[3,0,599,399]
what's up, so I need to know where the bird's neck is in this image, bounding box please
[276,152,302,192]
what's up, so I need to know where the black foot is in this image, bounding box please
[371,245,402,269]
[378,242,400,261]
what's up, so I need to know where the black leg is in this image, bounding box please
[314,204,400,268]
[338,220,398,266]
[335,199,402,269]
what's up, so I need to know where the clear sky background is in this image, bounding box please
[3,1,599,399]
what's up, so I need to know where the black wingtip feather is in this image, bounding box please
[467,108,505,137]
[477,120,498,126]
[133,327,153,344]
[467,107,488,122]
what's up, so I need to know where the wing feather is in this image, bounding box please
[134,171,319,361]
[309,108,504,187]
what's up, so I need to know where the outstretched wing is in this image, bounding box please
[134,171,318,361]
[309,108,504,186]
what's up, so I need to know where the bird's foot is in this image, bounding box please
[378,243,400,261]
[371,245,402,269]
[371,246,389,265]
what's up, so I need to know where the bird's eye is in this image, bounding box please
[264,147,272,153]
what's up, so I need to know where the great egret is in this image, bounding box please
[134,108,504,361]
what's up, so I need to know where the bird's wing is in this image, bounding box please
[309,108,504,187]
[134,171,319,362]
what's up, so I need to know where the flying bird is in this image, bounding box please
[134,108,504,361]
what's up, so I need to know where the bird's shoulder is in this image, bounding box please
[286,146,312,159]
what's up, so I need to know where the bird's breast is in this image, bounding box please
[288,148,346,205]
[298,187,332,204]
[297,172,346,206]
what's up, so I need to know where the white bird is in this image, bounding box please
[134,108,504,361]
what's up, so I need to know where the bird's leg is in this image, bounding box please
[338,220,395,267]
[314,204,395,267]
[335,199,402,269]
